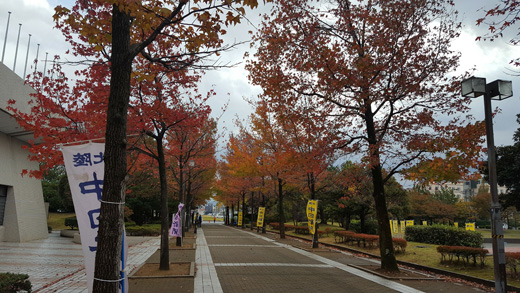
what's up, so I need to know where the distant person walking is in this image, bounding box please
[198,214,202,228]
[214,216,216,223]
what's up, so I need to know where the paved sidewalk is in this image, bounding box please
[201,224,488,293]
[0,231,159,292]
[0,225,492,292]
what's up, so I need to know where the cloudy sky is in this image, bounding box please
[1,0,520,151]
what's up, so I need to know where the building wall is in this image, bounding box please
[0,62,48,242]
[426,178,508,201]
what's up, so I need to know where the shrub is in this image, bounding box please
[405,225,482,247]
[64,217,78,230]
[349,219,378,234]
[392,238,407,254]
[506,252,520,277]
[294,226,308,234]
[334,230,355,243]
[125,226,160,236]
[0,272,32,292]
[436,245,487,267]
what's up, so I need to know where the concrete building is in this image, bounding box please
[0,62,48,242]
[426,177,507,201]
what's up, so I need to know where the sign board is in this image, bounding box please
[307,200,318,234]
[62,143,127,293]
[257,207,265,228]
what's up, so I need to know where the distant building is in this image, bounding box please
[205,204,216,215]
[0,62,48,242]
[425,177,507,201]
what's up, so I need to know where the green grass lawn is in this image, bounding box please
[273,222,520,288]
[202,215,223,222]
[47,212,76,230]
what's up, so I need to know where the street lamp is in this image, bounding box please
[461,76,513,293]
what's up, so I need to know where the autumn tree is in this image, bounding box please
[409,190,457,223]
[472,186,493,220]
[168,115,219,238]
[128,55,211,268]
[247,101,301,239]
[268,98,341,246]
[477,0,520,67]
[496,114,520,209]
[217,130,264,226]
[49,1,264,289]
[247,0,484,271]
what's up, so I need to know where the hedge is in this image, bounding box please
[0,273,32,292]
[333,230,407,253]
[506,252,520,277]
[405,225,482,247]
[125,226,161,236]
[268,223,295,231]
[64,217,78,230]
[436,245,488,267]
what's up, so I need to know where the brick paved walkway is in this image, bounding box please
[201,224,489,293]
[0,225,496,292]
[0,231,159,292]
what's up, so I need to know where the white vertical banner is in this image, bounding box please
[62,143,128,293]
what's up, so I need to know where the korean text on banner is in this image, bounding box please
[169,203,184,237]
[62,143,128,293]
[307,200,318,235]
[238,212,243,226]
[257,207,265,228]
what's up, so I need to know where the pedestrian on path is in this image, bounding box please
[198,214,202,227]
[214,216,216,223]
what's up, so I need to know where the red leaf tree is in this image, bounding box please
[246,0,484,271]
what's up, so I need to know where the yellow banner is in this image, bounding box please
[257,207,265,228]
[400,221,406,233]
[238,212,243,226]
[406,220,414,227]
[390,220,393,236]
[392,220,398,234]
[454,222,459,228]
[422,221,427,226]
[307,200,318,235]
[465,223,475,231]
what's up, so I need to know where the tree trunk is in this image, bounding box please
[309,172,318,248]
[250,191,254,231]
[372,165,398,271]
[365,98,398,271]
[360,207,366,233]
[231,204,234,225]
[226,206,230,225]
[176,157,184,247]
[278,178,285,239]
[242,192,246,229]
[261,192,266,233]
[93,5,132,291]
[156,134,170,270]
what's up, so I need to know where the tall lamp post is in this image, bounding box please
[461,77,513,293]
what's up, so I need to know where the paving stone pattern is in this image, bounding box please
[0,225,490,292]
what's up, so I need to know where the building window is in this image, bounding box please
[0,185,7,226]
